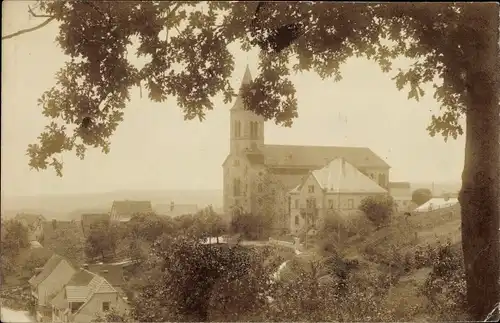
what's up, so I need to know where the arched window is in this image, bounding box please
[253,122,259,139]
[234,121,241,137]
[249,121,259,139]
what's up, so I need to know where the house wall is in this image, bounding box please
[38,261,76,306]
[290,178,386,235]
[289,175,325,235]
[73,293,129,323]
[360,167,390,188]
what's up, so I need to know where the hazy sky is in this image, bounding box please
[2,1,465,197]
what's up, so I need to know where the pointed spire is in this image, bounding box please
[241,64,252,86]
[231,66,253,111]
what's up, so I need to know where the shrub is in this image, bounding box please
[359,195,394,228]
[420,240,468,321]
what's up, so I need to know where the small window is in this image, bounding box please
[328,199,334,209]
[295,215,299,225]
[102,302,110,312]
[295,199,299,209]
[308,185,314,193]
[347,199,354,209]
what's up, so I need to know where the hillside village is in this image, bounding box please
[0,68,471,323]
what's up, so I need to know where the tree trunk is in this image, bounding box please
[460,5,499,320]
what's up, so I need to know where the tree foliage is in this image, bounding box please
[230,210,273,240]
[130,235,273,322]
[412,188,433,206]
[8,1,489,176]
[84,219,118,261]
[359,195,395,228]
[3,1,499,319]
[252,171,289,233]
[1,219,30,257]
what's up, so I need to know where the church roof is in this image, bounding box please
[262,144,390,169]
[231,65,253,111]
[309,157,387,194]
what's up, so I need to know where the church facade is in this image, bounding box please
[222,66,391,230]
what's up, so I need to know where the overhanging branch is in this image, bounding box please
[2,17,56,40]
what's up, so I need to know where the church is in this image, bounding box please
[222,66,391,229]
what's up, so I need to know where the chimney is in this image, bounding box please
[83,264,89,269]
[34,267,43,274]
[52,219,57,230]
[170,201,175,211]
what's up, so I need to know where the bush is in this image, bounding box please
[359,195,394,228]
[420,240,468,321]
[230,212,272,240]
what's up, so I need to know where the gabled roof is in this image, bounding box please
[303,157,387,194]
[29,254,73,287]
[263,144,390,169]
[52,269,117,311]
[87,263,125,287]
[111,200,153,221]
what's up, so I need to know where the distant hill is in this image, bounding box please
[1,189,223,221]
[0,181,461,221]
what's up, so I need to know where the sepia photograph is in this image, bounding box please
[1,1,499,322]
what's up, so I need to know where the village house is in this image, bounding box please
[50,268,130,323]
[388,181,417,212]
[15,213,46,241]
[110,200,153,222]
[289,157,387,235]
[28,254,78,322]
[81,213,110,237]
[222,66,391,231]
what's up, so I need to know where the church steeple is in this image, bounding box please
[241,64,252,86]
[229,66,264,155]
[231,65,253,111]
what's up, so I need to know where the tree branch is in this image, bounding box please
[28,5,54,18]
[2,17,55,40]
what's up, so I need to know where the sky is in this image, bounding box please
[1,1,465,197]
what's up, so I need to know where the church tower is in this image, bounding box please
[229,65,265,156]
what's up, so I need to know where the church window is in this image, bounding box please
[233,178,241,196]
[308,185,315,193]
[234,121,241,138]
[249,121,259,139]
[328,199,334,209]
[295,199,299,209]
